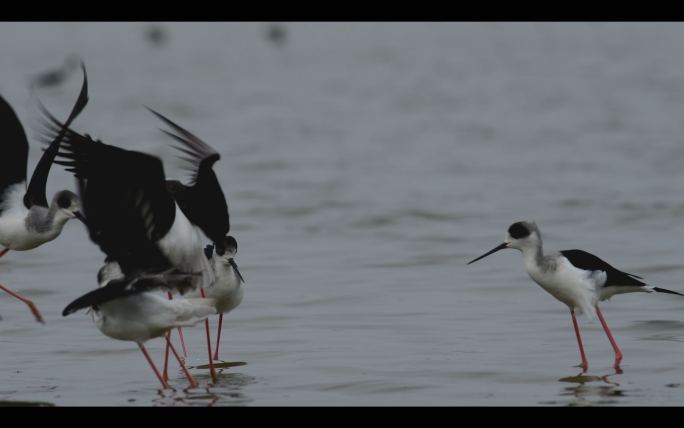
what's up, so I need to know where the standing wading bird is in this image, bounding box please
[39,102,228,383]
[467,221,684,371]
[147,109,235,381]
[189,237,244,362]
[0,63,88,322]
[62,259,217,389]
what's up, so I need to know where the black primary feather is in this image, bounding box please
[148,108,230,245]
[25,60,89,209]
[39,113,177,275]
[0,96,29,215]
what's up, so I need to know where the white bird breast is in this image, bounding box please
[526,256,601,318]
[157,204,215,286]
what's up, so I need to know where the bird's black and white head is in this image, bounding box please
[53,190,86,224]
[215,235,238,258]
[468,221,541,265]
[503,221,541,251]
[210,235,244,283]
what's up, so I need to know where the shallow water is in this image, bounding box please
[2,22,684,406]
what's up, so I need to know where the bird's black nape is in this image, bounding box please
[508,222,532,240]
[25,59,88,209]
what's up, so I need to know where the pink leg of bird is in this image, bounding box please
[137,342,171,390]
[176,326,188,361]
[595,304,623,369]
[213,313,224,361]
[166,292,188,360]
[0,283,44,324]
[162,332,172,382]
[166,332,198,388]
[0,248,9,259]
[570,310,588,371]
[200,287,217,383]
[162,293,187,381]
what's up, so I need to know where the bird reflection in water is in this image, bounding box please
[151,370,255,407]
[556,369,625,406]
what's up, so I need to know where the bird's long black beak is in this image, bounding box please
[229,258,245,283]
[467,243,508,265]
[74,211,88,226]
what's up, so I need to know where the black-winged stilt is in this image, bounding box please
[467,221,684,371]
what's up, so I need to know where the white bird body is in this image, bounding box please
[91,261,217,343]
[0,183,75,251]
[524,251,602,320]
[93,294,217,342]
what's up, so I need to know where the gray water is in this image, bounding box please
[2,22,684,406]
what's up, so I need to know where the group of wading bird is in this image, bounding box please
[0,63,244,389]
[2,62,684,389]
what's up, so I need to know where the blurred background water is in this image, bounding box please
[1,22,684,406]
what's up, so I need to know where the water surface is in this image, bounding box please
[1,22,684,406]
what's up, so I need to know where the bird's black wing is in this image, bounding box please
[560,249,646,288]
[0,96,28,214]
[148,108,230,245]
[39,114,177,275]
[25,61,89,209]
[62,275,167,316]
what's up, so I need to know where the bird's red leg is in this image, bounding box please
[595,304,623,370]
[165,292,188,361]
[200,287,217,383]
[162,331,172,382]
[213,313,224,361]
[0,248,9,259]
[571,310,588,371]
[162,292,186,381]
[166,332,198,388]
[0,283,44,324]
[137,342,171,389]
[176,326,188,361]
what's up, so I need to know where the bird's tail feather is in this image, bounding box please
[652,287,684,297]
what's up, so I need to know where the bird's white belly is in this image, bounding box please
[93,295,170,342]
[0,214,47,250]
[527,261,598,315]
[191,269,243,313]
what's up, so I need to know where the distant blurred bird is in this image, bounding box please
[31,55,82,89]
[265,23,287,48]
[144,24,168,47]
